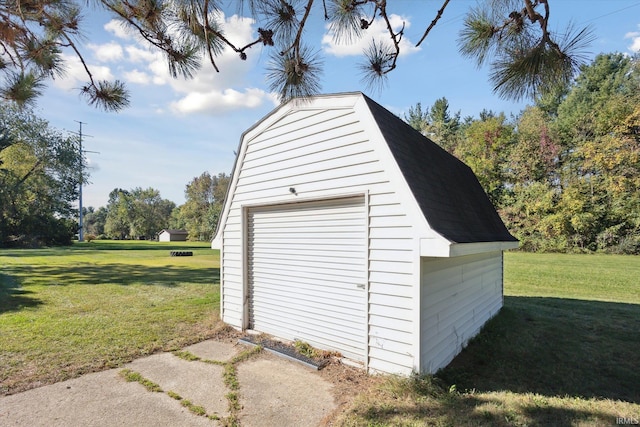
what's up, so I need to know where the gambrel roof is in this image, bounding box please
[362,95,517,244]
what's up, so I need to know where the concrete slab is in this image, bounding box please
[236,353,336,427]
[1,340,343,427]
[125,353,228,419]
[183,339,239,362]
[0,369,212,427]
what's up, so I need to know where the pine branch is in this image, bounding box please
[416,0,451,47]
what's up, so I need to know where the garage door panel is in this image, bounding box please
[256,298,364,326]
[249,236,364,246]
[251,252,364,275]
[249,275,364,300]
[249,253,365,267]
[249,202,362,216]
[248,196,367,361]
[250,263,365,280]
[251,271,365,294]
[252,310,367,345]
[248,246,364,259]
[249,259,364,278]
[252,289,364,313]
[250,217,365,227]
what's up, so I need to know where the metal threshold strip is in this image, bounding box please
[238,337,329,371]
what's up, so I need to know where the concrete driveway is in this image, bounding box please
[0,340,337,426]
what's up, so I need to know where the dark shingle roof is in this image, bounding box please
[362,95,517,244]
[161,229,189,235]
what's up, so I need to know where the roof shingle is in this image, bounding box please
[363,95,517,244]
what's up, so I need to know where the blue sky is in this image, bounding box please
[34,0,640,209]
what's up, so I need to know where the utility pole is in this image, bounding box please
[72,121,97,242]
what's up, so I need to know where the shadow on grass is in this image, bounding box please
[0,273,43,313]
[356,390,624,427]
[437,296,640,404]
[3,264,220,287]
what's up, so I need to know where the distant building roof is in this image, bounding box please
[159,229,189,235]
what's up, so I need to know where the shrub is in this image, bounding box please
[607,234,640,255]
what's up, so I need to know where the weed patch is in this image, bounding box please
[172,350,201,362]
[119,369,162,392]
[171,343,262,424]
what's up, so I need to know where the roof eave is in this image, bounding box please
[420,238,520,257]
[211,234,221,249]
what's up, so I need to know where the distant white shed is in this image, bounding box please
[158,229,188,242]
[211,92,518,375]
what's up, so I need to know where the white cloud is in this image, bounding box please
[104,20,132,40]
[125,13,274,114]
[625,30,640,53]
[124,69,151,84]
[125,45,160,63]
[88,42,124,62]
[169,88,276,114]
[52,54,114,91]
[322,14,420,57]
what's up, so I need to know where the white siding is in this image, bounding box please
[221,105,418,373]
[419,251,503,373]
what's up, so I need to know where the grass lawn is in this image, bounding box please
[336,252,640,426]
[0,240,221,395]
[2,245,639,426]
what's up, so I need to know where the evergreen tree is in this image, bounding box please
[1,1,593,110]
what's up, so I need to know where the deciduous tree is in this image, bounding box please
[0,105,82,246]
[103,187,175,239]
[177,171,229,241]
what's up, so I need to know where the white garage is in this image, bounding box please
[212,92,518,375]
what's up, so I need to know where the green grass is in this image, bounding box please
[505,252,640,302]
[337,252,640,426]
[0,240,221,395]
[3,244,639,426]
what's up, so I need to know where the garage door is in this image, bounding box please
[247,196,367,361]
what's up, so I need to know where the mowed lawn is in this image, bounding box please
[0,240,221,395]
[2,245,639,426]
[337,252,640,426]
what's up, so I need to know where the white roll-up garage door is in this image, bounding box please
[247,196,367,361]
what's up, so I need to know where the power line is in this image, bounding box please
[69,121,98,243]
[580,2,640,24]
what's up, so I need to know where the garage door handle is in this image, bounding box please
[356,284,365,289]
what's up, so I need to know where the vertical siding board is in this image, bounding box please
[419,252,504,373]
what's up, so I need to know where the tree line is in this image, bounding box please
[0,105,83,247]
[406,53,639,254]
[82,172,229,242]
